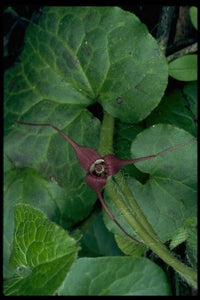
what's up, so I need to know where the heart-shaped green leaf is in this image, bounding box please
[103,124,196,244]
[130,124,196,241]
[57,256,170,295]
[5,6,168,126]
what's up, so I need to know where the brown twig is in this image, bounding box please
[167,42,197,62]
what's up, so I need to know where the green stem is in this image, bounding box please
[98,111,197,288]
[106,178,197,288]
[99,111,159,240]
[98,110,115,155]
[114,171,160,242]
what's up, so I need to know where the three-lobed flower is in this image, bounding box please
[14,119,195,244]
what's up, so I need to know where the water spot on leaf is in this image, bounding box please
[116,97,123,104]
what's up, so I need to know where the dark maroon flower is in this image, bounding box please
[14,119,195,244]
[14,120,146,196]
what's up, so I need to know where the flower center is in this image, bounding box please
[89,159,107,177]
